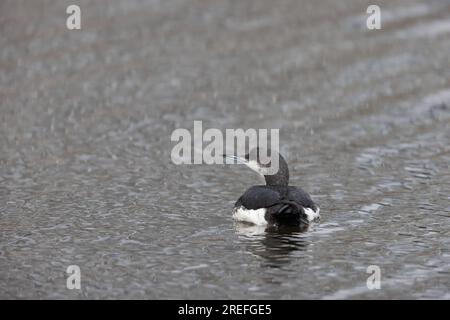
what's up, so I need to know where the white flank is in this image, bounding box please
[233,206,320,225]
[232,207,268,226]
[304,207,320,222]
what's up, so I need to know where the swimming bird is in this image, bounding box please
[224,148,319,227]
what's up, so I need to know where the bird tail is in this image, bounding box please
[269,200,309,225]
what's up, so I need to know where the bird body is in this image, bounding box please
[233,185,319,226]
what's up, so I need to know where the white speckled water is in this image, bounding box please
[1,0,449,299]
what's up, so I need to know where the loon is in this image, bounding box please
[224,149,320,227]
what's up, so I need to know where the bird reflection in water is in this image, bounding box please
[234,222,310,268]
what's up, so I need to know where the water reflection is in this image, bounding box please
[235,223,310,268]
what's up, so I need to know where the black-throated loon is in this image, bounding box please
[224,149,320,227]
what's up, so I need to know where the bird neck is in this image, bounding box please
[264,162,289,186]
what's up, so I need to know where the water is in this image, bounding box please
[1,0,450,299]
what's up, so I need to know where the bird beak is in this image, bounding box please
[222,154,248,165]
[222,154,265,176]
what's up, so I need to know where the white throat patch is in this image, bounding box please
[244,160,263,175]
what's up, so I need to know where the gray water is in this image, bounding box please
[1,0,450,299]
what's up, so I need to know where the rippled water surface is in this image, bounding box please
[1,0,450,299]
